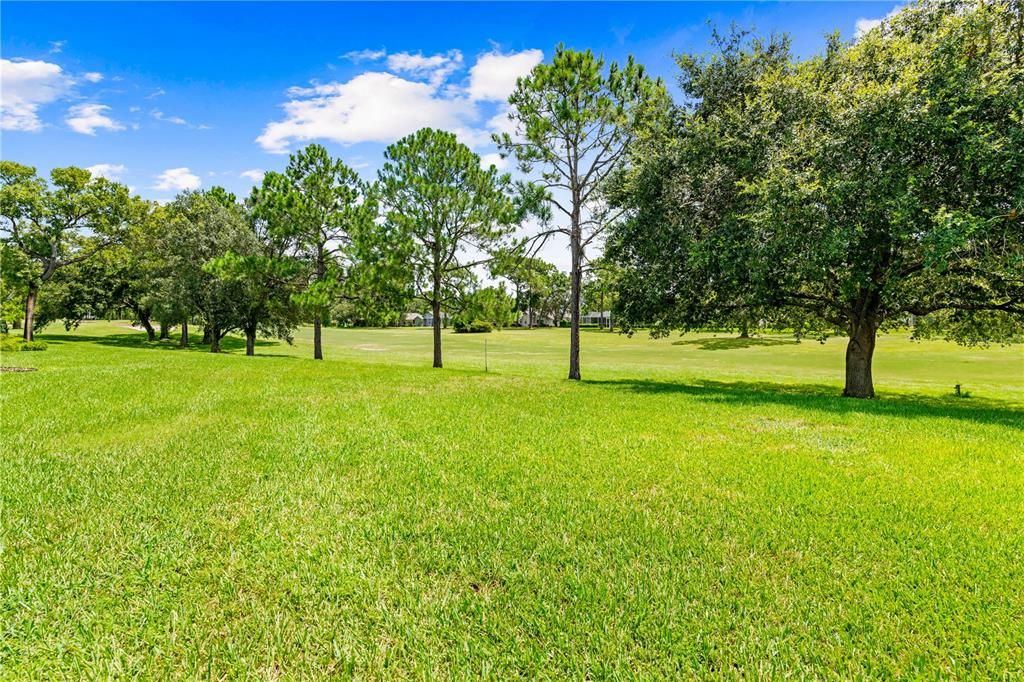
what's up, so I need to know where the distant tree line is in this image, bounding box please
[2,0,1021,397]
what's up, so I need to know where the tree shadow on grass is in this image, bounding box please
[586,378,1024,431]
[671,336,800,351]
[41,332,298,358]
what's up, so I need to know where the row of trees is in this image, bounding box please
[0,136,527,365]
[3,0,1020,397]
[0,136,622,362]
[3,42,658,376]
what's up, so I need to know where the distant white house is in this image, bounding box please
[581,311,612,327]
[517,311,560,327]
[400,312,424,327]
[422,311,448,328]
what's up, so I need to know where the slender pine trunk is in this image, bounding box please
[568,214,582,381]
[313,317,323,360]
[432,298,442,368]
[313,252,325,360]
[431,245,443,368]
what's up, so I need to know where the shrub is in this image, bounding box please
[0,335,48,352]
[454,319,493,334]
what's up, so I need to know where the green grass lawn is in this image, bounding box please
[2,321,1023,677]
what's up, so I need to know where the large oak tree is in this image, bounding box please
[611,0,1023,398]
[0,162,142,340]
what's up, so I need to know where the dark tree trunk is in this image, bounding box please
[210,324,221,353]
[159,320,170,340]
[138,309,156,341]
[568,217,582,381]
[843,316,878,398]
[313,317,323,360]
[23,285,38,341]
[180,320,189,347]
[313,253,325,360]
[245,326,256,356]
[739,320,749,339]
[202,325,212,344]
[431,246,443,368]
[431,298,442,368]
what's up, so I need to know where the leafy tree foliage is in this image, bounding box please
[0,244,34,331]
[582,257,620,330]
[378,128,520,367]
[0,161,143,340]
[611,0,1024,397]
[160,190,257,353]
[490,252,562,327]
[205,201,304,356]
[497,45,669,378]
[453,285,518,332]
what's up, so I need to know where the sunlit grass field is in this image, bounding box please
[2,321,1023,677]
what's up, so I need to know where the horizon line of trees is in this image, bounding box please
[2,0,1021,398]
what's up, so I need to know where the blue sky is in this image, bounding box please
[3,1,898,210]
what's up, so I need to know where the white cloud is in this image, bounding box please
[85,163,126,181]
[386,50,463,85]
[479,152,507,170]
[151,109,187,125]
[342,48,386,62]
[82,72,104,83]
[153,167,201,192]
[0,58,72,131]
[152,109,210,129]
[240,169,265,183]
[467,49,543,102]
[257,71,476,153]
[66,103,125,135]
[855,5,904,39]
[145,88,166,99]
[49,41,66,54]
[258,48,546,154]
[129,106,141,113]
